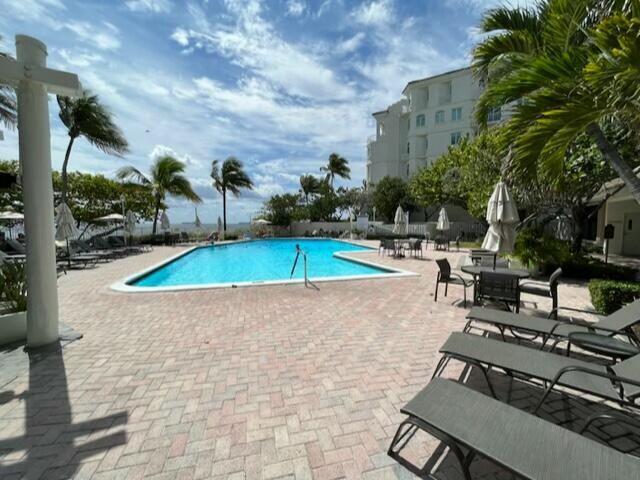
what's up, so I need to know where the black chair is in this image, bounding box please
[520,268,563,318]
[407,239,422,258]
[434,236,449,251]
[477,271,521,312]
[435,259,473,307]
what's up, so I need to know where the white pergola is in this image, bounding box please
[0,35,82,348]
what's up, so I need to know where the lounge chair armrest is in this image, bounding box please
[579,411,640,435]
[547,306,599,320]
[452,273,473,285]
[519,280,548,288]
[553,365,640,393]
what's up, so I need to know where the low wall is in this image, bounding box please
[290,222,351,236]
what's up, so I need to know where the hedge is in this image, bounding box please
[588,279,640,315]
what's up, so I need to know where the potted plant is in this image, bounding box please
[0,261,27,345]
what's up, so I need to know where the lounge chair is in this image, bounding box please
[93,237,128,257]
[71,240,114,262]
[6,238,26,254]
[464,298,640,350]
[434,332,640,411]
[435,258,473,308]
[0,250,26,263]
[388,378,640,480]
[107,236,144,254]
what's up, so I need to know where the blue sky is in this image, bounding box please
[0,0,505,224]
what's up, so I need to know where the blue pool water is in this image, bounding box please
[131,239,391,287]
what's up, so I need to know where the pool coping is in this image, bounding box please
[110,238,419,293]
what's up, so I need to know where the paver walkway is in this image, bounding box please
[0,243,609,479]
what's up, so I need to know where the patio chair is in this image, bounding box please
[407,238,422,258]
[94,237,128,257]
[380,239,397,257]
[71,240,114,262]
[388,378,640,480]
[464,298,640,351]
[435,259,473,308]
[520,268,562,318]
[434,332,640,411]
[434,235,449,251]
[477,271,521,313]
[471,251,496,268]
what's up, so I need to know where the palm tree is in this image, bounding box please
[0,37,16,128]
[117,155,201,234]
[299,174,320,206]
[57,91,128,203]
[472,0,640,204]
[211,157,253,232]
[320,153,351,188]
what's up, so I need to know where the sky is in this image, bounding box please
[0,0,507,224]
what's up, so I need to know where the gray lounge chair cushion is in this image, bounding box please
[440,333,617,402]
[467,307,589,337]
[613,354,640,399]
[401,378,640,480]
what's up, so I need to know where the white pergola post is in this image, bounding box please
[0,35,82,348]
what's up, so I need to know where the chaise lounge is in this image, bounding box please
[388,378,640,480]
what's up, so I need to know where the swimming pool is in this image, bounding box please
[114,239,416,291]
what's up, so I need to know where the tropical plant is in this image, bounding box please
[299,174,321,206]
[261,193,303,226]
[0,261,27,313]
[117,155,201,234]
[57,91,128,203]
[320,153,350,188]
[472,0,640,205]
[211,157,254,232]
[0,37,16,128]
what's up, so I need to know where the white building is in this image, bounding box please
[366,67,506,185]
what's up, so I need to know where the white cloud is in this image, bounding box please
[352,0,394,26]
[336,32,366,54]
[0,0,65,21]
[57,49,104,67]
[63,21,121,50]
[286,0,305,17]
[148,144,201,167]
[170,27,190,46]
[172,0,355,100]
[125,0,172,13]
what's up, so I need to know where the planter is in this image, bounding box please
[0,311,27,346]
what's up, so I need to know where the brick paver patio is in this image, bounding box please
[0,243,632,479]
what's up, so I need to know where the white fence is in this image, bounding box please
[373,221,486,240]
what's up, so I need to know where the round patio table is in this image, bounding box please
[567,332,639,362]
[460,266,530,305]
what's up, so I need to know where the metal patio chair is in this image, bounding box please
[435,259,474,308]
[477,270,521,313]
[520,267,562,318]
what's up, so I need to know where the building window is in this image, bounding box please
[439,81,452,104]
[450,132,462,145]
[407,142,410,154]
[435,110,445,124]
[451,107,462,122]
[487,107,502,122]
[416,114,425,127]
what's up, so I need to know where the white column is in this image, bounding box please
[16,35,59,347]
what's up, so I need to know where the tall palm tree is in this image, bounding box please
[211,157,253,232]
[472,0,640,204]
[320,153,351,188]
[299,174,320,206]
[0,37,16,128]
[57,91,128,203]
[117,155,201,234]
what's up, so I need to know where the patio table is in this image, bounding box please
[460,265,530,305]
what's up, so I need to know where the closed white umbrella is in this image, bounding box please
[436,207,450,231]
[125,210,137,236]
[194,208,202,229]
[55,203,79,265]
[252,218,271,225]
[160,211,170,231]
[482,181,520,253]
[217,216,223,239]
[393,206,405,235]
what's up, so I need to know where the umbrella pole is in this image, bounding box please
[66,238,71,268]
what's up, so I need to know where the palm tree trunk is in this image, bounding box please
[152,198,161,235]
[222,187,227,232]
[61,135,75,204]
[586,123,640,205]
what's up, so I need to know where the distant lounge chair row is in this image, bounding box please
[389,299,640,479]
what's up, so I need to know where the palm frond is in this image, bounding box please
[116,166,150,185]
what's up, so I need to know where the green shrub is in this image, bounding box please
[513,228,570,269]
[588,279,640,314]
[561,255,637,281]
[0,261,27,313]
